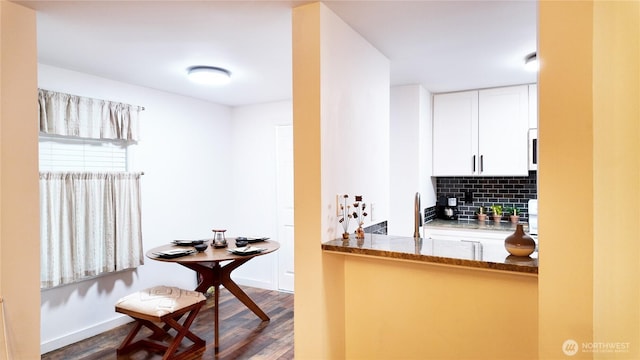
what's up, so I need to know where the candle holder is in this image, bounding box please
[211,229,227,248]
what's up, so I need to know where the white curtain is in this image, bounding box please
[38,89,141,141]
[40,172,143,288]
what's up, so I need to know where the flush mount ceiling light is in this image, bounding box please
[524,52,539,72]
[187,66,232,85]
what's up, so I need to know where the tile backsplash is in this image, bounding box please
[364,221,387,235]
[429,171,537,221]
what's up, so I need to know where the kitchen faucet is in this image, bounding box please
[414,192,422,239]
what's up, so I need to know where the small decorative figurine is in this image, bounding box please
[338,194,368,240]
[352,195,368,239]
[338,195,352,239]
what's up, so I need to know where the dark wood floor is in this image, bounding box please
[41,286,294,360]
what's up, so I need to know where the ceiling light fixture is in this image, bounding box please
[187,66,232,85]
[524,52,538,72]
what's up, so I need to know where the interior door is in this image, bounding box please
[276,125,294,292]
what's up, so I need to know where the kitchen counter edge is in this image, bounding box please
[321,236,538,275]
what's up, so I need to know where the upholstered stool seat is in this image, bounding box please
[115,286,206,360]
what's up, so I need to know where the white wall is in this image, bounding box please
[229,101,292,289]
[388,85,436,236]
[38,64,235,353]
[320,5,390,238]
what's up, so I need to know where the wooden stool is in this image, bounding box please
[115,286,206,360]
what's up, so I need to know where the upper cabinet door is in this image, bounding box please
[433,90,478,176]
[478,85,529,176]
[528,84,538,129]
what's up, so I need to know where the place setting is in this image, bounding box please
[235,236,270,243]
[227,245,267,256]
[152,234,271,259]
[228,236,270,255]
[152,248,198,259]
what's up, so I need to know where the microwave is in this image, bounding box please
[528,128,538,171]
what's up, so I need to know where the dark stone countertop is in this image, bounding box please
[322,233,538,275]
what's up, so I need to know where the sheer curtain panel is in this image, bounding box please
[38,89,141,141]
[40,172,143,288]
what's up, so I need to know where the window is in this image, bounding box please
[39,135,128,172]
[37,89,144,288]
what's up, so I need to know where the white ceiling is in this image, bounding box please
[16,0,537,107]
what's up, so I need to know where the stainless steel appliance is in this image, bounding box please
[528,129,538,171]
[528,199,538,235]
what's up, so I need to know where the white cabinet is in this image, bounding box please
[433,85,530,176]
[424,227,511,243]
[433,90,478,176]
[528,84,538,129]
[423,226,539,257]
[478,85,529,175]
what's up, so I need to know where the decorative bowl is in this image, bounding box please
[194,243,208,252]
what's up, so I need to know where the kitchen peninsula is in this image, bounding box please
[320,222,538,358]
[322,230,538,274]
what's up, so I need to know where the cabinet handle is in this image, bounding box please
[461,240,483,260]
[480,155,484,173]
[472,155,476,173]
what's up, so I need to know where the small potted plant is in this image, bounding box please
[505,206,520,224]
[476,206,487,222]
[490,204,503,222]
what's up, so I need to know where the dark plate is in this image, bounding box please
[172,239,205,246]
[238,237,270,243]
[227,247,265,256]
[153,249,197,258]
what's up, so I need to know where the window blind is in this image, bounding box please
[39,135,127,172]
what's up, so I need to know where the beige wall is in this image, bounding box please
[538,2,595,357]
[293,3,343,358]
[592,2,640,356]
[344,257,537,359]
[0,1,40,359]
[538,0,640,358]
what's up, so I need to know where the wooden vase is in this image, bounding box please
[504,224,536,257]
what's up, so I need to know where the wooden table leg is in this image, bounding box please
[220,268,270,321]
[179,258,270,350]
[213,278,220,349]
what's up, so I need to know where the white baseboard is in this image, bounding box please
[233,277,277,291]
[40,314,132,355]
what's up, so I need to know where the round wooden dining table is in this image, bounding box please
[146,239,280,350]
